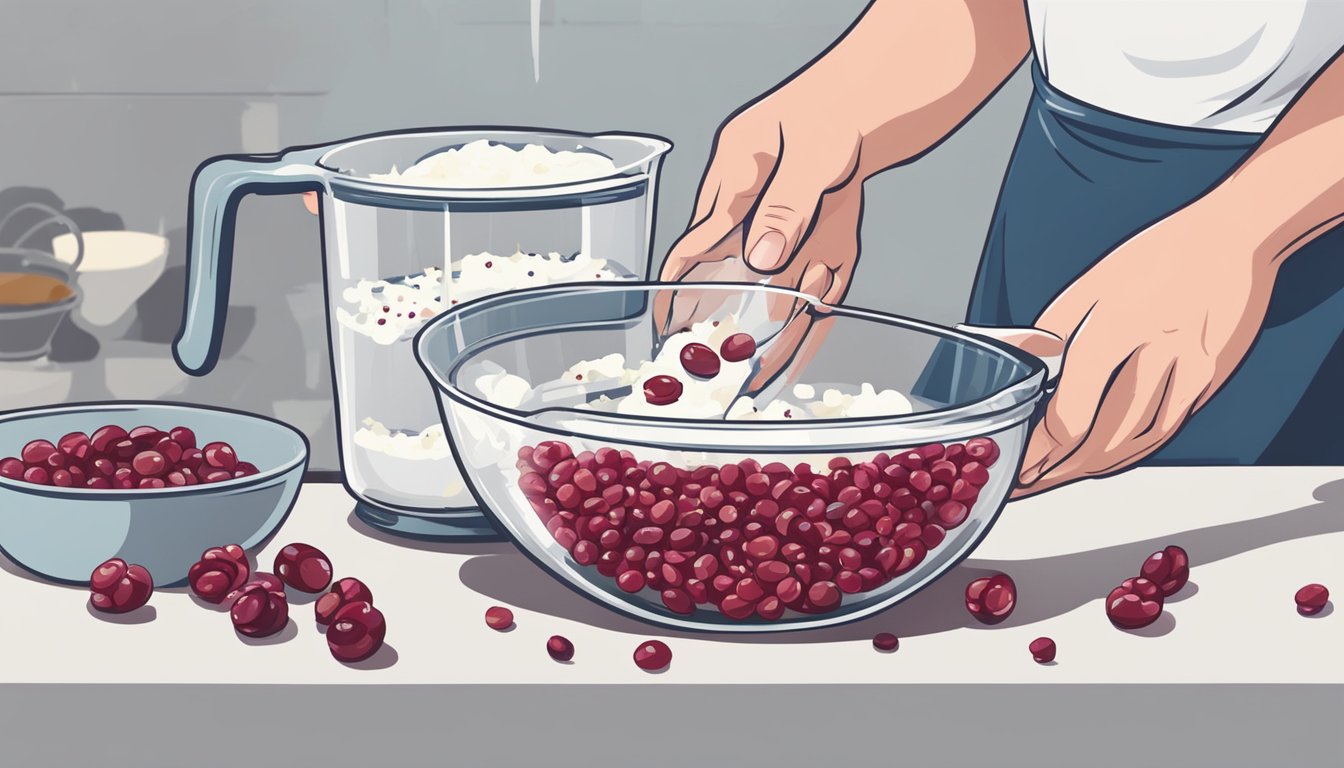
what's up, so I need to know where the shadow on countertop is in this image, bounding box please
[456,477,1344,645]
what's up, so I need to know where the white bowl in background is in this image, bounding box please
[52,231,169,328]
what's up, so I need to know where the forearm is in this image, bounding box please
[1194,50,1344,271]
[793,0,1030,177]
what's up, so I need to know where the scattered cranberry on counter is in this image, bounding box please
[1139,545,1190,597]
[485,606,515,631]
[315,577,374,626]
[719,333,757,363]
[679,343,721,379]
[230,584,289,638]
[1295,584,1329,616]
[327,601,387,662]
[2,425,258,489]
[633,640,672,671]
[547,635,575,662]
[642,375,683,406]
[517,438,1000,621]
[226,572,285,606]
[188,545,250,604]
[1029,636,1056,664]
[89,558,153,614]
[872,632,899,652]
[274,542,333,593]
[1106,577,1164,630]
[965,573,1017,625]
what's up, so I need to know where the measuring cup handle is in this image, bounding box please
[173,148,330,375]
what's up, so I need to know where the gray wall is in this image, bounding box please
[0,0,1029,469]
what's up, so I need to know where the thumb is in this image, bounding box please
[744,161,824,273]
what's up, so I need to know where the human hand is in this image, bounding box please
[656,79,867,393]
[1009,206,1278,497]
[659,79,866,301]
[302,192,318,215]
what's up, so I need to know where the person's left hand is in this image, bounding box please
[1009,204,1279,498]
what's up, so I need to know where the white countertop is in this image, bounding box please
[3,466,1340,685]
[4,467,1342,768]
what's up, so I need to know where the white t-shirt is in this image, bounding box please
[1027,0,1344,133]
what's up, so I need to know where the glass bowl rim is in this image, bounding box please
[416,282,1049,449]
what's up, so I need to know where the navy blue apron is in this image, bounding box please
[922,63,1344,465]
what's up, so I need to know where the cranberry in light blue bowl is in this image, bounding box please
[0,402,307,586]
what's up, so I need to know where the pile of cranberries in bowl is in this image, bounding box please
[0,424,258,489]
[515,435,1002,622]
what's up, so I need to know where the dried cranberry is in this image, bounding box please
[326,601,385,661]
[872,632,899,652]
[719,594,755,619]
[131,450,167,477]
[960,462,990,487]
[203,442,238,471]
[20,439,57,465]
[1029,637,1056,663]
[169,426,197,449]
[0,457,23,480]
[633,639,672,671]
[1106,577,1164,629]
[274,542,333,593]
[719,333,757,362]
[315,577,373,625]
[485,605,515,630]
[966,573,1016,624]
[154,437,184,465]
[546,634,574,662]
[806,581,841,610]
[188,546,250,603]
[1139,545,1190,597]
[128,426,165,448]
[226,572,285,606]
[680,343,721,378]
[90,425,128,453]
[1295,584,1329,616]
[965,437,1000,466]
[57,431,90,461]
[89,558,153,613]
[662,589,694,614]
[230,585,289,638]
[643,375,683,406]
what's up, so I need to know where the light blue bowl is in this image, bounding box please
[0,402,308,586]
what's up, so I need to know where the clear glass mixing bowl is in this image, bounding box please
[416,283,1047,631]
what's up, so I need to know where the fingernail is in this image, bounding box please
[747,231,787,271]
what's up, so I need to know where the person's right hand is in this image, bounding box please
[656,77,869,394]
[659,81,867,307]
